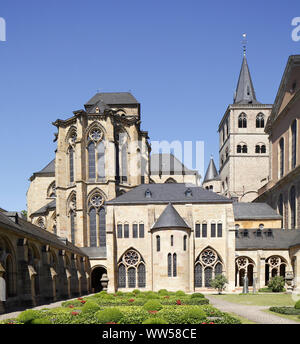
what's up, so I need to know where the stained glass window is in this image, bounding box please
[138,264,146,288]
[204,267,213,287]
[128,267,136,288]
[194,264,202,287]
[173,253,177,277]
[88,142,96,180]
[292,120,297,169]
[70,211,76,244]
[168,253,172,277]
[69,147,74,183]
[89,207,97,247]
[99,207,106,247]
[118,264,126,288]
[97,141,105,179]
[202,223,207,237]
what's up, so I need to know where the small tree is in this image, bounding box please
[268,276,285,292]
[210,274,228,294]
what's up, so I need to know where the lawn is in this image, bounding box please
[0,290,242,325]
[214,293,296,307]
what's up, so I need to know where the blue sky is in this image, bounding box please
[0,0,299,211]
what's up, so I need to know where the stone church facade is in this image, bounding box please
[17,53,300,296]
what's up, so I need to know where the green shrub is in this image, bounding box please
[143,300,163,312]
[145,292,159,299]
[81,301,100,314]
[270,306,300,315]
[115,291,124,296]
[175,290,186,296]
[268,276,285,292]
[133,289,141,295]
[158,289,169,296]
[95,308,124,324]
[142,317,168,324]
[17,310,42,324]
[62,299,83,308]
[295,300,300,310]
[118,307,150,324]
[179,306,207,324]
[30,318,52,324]
[191,293,205,299]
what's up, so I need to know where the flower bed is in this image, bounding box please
[0,290,241,325]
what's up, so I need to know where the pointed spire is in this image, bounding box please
[233,38,260,105]
[203,156,219,183]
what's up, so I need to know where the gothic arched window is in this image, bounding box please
[256,113,265,128]
[118,264,126,288]
[69,147,74,183]
[238,113,247,128]
[167,253,172,277]
[138,263,146,288]
[173,253,177,277]
[279,138,284,177]
[290,186,296,229]
[242,144,248,153]
[67,128,77,184]
[156,235,160,252]
[194,248,224,288]
[291,120,297,169]
[87,127,105,181]
[88,192,106,247]
[118,249,145,289]
[68,194,76,244]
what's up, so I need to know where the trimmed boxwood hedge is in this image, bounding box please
[269,306,300,315]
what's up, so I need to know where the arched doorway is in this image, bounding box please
[91,266,107,293]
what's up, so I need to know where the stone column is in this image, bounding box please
[106,206,116,293]
[293,249,300,292]
[0,266,6,314]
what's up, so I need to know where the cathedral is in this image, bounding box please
[1,52,300,313]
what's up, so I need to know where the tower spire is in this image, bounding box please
[233,35,260,105]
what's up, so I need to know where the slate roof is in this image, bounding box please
[236,228,300,250]
[107,183,232,205]
[31,200,56,217]
[0,211,87,255]
[233,203,282,220]
[151,203,190,230]
[150,153,199,176]
[85,92,139,107]
[80,247,107,259]
[234,55,260,105]
[203,157,220,183]
[30,159,55,180]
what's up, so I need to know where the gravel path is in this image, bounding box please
[206,295,300,324]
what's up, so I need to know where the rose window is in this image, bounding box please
[237,257,247,268]
[124,250,139,266]
[90,194,103,207]
[89,128,103,142]
[200,249,217,265]
[269,257,280,267]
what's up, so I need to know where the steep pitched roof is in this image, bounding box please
[85,92,139,107]
[0,212,87,256]
[107,183,232,205]
[203,157,219,183]
[30,159,55,181]
[233,203,282,220]
[30,200,56,217]
[151,203,190,230]
[234,55,260,105]
[150,153,199,176]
